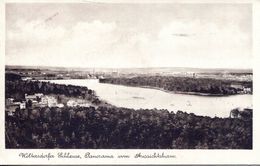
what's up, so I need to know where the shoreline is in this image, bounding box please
[139,85,227,97]
[20,78,252,118]
[99,82,249,97]
[39,78,251,97]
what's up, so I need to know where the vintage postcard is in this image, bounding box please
[0,0,260,165]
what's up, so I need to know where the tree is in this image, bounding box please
[27,99,33,108]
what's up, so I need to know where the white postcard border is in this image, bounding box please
[1,0,260,165]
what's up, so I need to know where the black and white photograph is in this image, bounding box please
[1,0,260,165]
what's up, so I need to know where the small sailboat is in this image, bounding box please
[186,100,192,106]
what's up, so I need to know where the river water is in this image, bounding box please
[46,79,252,118]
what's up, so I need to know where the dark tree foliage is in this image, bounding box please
[5,106,252,149]
[100,76,252,95]
[5,72,21,81]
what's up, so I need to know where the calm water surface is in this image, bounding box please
[47,79,252,118]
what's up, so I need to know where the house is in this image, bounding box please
[41,96,57,107]
[57,103,64,108]
[6,98,25,112]
[25,93,44,102]
[32,100,39,107]
[20,102,26,109]
[25,94,37,102]
[67,100,77,107]
[41,96,48,105]
[67,99,90,107]
[243,87,252,93]
[25,94,58,108]
[6,102,20,116]
[6,98,14,105]
[38,102,48,108]
[21,77,32,81]
[48,96,57,107]
[35,93,44,99]
[78,103,90,107]
[230,84,243,90]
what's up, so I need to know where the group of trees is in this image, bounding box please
[6,106,252,149]
[230,108,252,120]
[5,79,101,105]
[100,76,252,95]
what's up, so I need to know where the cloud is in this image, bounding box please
[7,16,154,68]
[8,19,66,43]
[148,20,251,68]
[6,18,251,69]
[6,19,152,68]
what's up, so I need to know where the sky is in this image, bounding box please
[5,3,252,69]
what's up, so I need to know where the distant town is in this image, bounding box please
[6,65,252,82]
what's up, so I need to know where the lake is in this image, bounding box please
[46,79,252,118]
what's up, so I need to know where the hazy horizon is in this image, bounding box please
[6,3,252,69]
[5,64,253,72]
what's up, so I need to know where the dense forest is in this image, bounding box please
[100,76,252,95]
[5,73,252,149]
[5,106,252,149]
